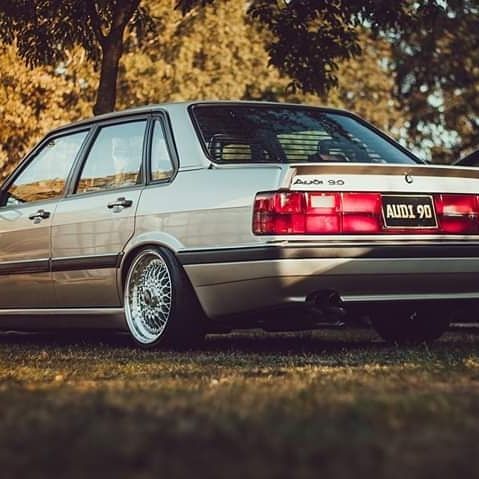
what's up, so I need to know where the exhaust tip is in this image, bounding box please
[306,290,347,319]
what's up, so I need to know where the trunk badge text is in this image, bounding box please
[405,174,414,184]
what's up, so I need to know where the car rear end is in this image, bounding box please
[183,102,479,340]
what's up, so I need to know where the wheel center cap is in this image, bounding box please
[144,289,154,306]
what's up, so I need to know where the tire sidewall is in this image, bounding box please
[123,246,191,348]
[371,306,451,344]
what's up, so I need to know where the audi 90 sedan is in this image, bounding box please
[1,101,479,347]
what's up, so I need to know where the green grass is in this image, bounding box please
[0,328,478,479]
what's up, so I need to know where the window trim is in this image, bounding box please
[66,115,150,198]
[146,113,179,186]
[0,128,91,210]
[456,151,479,167]
[188,103,423,165]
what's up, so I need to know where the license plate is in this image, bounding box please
[382,195,437,228]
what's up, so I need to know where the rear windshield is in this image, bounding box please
[191,105,418,165]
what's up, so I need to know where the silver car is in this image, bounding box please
[1,101,479,347]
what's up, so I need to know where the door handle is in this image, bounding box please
[28,209,51,221]
[107,197,133,210]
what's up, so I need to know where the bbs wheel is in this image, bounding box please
[124,247,204,348]
[370,305,451,345]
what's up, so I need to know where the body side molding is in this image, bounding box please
[0,254,122,275]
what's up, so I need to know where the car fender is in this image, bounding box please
[118,231,185,289]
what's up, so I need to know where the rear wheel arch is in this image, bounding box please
[120,241,207,319]
[120,242,181,294]
[121,243,206,348]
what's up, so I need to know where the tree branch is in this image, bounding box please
[175,0,215,15]
[110,0,141,37]
[85,0,106,46]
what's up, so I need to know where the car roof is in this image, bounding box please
[50,100,351,135]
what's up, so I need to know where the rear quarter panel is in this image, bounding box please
[133,166,283,251]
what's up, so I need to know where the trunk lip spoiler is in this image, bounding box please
[289,162,479,179]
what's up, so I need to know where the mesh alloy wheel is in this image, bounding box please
[124,249,174,345]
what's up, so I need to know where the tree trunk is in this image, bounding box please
[88,0,140,115]
[93,34,123,115]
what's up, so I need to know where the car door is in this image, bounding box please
[0,130,89,308]
[51,119,148,307]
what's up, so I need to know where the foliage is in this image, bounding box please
[0,44,94,179]
[394,0,479,162]
[118,1,403,132]
[118,0,284,106]
[0,0,406,176]
[1,0,445,117]
[1,0,464,165]
[299,33,404,134]
[2,0,476,164]
[179,1,444,96]
[0,0,148,114]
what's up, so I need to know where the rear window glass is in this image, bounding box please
[191,105,418,165]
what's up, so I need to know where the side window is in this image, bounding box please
[5,131,88,206]
[150,119,174,181]
[76,121,146,194]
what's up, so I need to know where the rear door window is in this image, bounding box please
[75,121,146,194]
[150,119,175,181]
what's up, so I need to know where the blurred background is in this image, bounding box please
[1,0,478,176]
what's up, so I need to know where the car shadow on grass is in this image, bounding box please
[0,327,477,358]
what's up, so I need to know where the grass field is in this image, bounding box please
[0,328,478,479]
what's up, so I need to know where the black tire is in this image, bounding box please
[370,305,451,344]
[123,246,205,349]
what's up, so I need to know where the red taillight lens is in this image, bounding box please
[273,192,306,214]
[435,194,479,234]
[306,193,341,233]
[253,191,382,235]
[253,192,307,234]
[342,193,382,233]
[254,191,479,235]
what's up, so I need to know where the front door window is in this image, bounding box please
[4,131,88,206]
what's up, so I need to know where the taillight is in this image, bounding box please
[253,191,479,235]
[253,192,307,234]
[305,193,340,233]
[253,191,382,235]
[342,193,382,233]
[435,194,479,234]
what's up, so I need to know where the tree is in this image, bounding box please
[118,1,404,133]
[0,0,148,115]
[393,0,479,163]
[322,33,404,134]
[0,0,407,177]
[0,43,93,178]
[178,1,445,95]
[2,0,448,117]
[117,0,284,106]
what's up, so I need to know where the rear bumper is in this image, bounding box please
[180,245,479,318]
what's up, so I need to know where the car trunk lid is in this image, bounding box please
[287,163,479,194]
